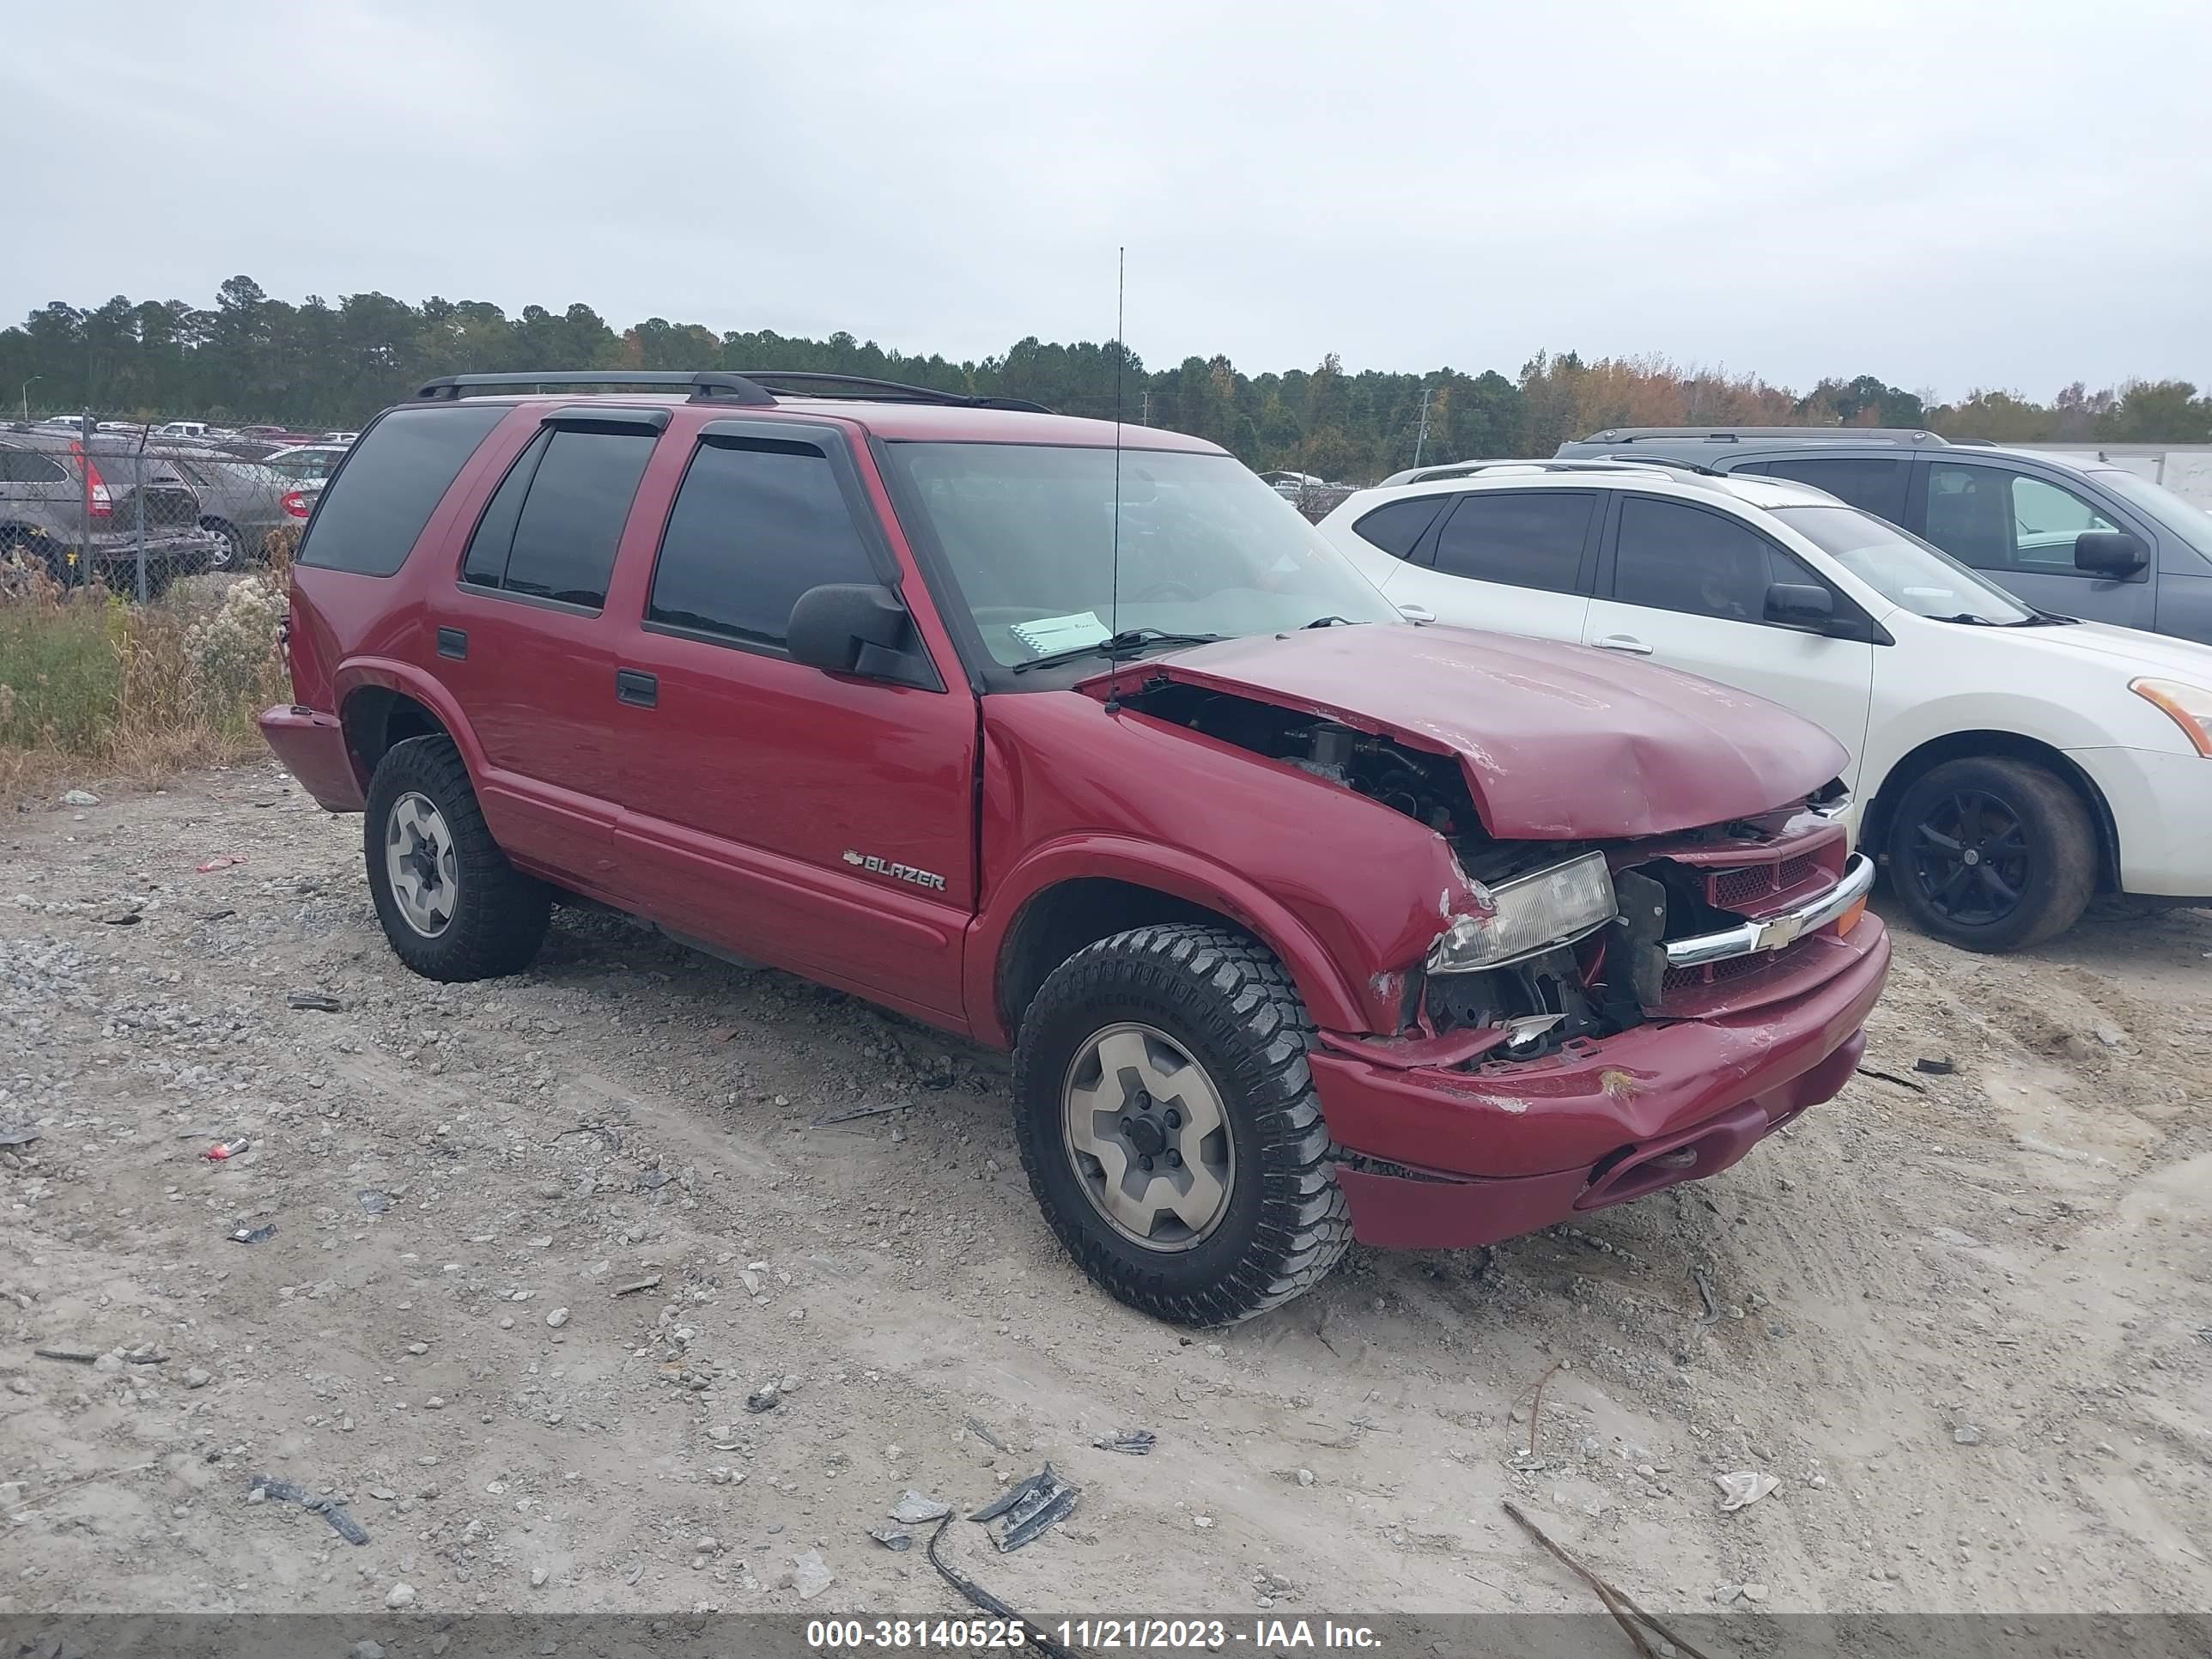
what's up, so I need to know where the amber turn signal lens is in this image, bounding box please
[1835,896,1868,936]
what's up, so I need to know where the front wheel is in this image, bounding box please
[364,735,550,981]
[1012,924,1351,1325]
[1886,756,2095,952]
[200,519,243,569]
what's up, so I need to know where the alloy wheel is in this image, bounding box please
[1060,1022,1234,1253]
[384,792,459,938]
[1907,788,2030,926]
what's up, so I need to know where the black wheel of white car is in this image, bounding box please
[1012,924,1351,1325]
[364,735,550,981]
[1887,755,2095,953]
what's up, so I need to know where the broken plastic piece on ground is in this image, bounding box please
[356,1190,390,1215]
[869,1526,915,1552]
[1913,1056,1957,1075]
[201,1138,251,1162]
[962,1415,1008,1452]
[228,1224,277,1245]
[197,855,245,873]
[744,1383,781,1413]
[1855,1065,1926,1094]
[891,1490,951,1525]
[1093,1429,1156,1455]
[1715,1469,1778,1511]
[969,1462,1080,1552]
[250,1473,371,1545]
[0,1126,42,1148]
[33,1346,99,1364]
[286,991,343,1012]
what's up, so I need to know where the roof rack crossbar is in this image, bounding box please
[412,368,1055,416]
[1580,425,1948,447]
[415,371,775,407]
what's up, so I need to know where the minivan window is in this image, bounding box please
[1923,462,2120,575]
[1612,495,1816,623]
[296,404,507,577]
[1740,456,1908,522]
[492,427,656,609]
[1431,491,1594,592]
[0,445,70,484]
[647,439,878,647]
[1351,495,1448,560]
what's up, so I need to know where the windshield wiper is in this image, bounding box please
[1009,627,1224,675]
[1301,615,1362,629]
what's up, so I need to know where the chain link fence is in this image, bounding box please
[2,412,327,601]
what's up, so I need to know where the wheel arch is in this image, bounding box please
[1863,730,2121,893]
[337,670,469,795]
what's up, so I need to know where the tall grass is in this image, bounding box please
[0,543,293,799]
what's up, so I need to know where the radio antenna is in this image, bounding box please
[1103,246,1127,714]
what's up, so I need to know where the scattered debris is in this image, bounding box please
[1503,1500,1716,1659]
[745,1383,781,1413]
[33,1346,98,1364]
[201,1137,252,1162]
[637,1168,673,1193]
[228,1224,278,1245]
[61,789,99,806]
[788,1548,836,1600]
[891,1491,951,1525]
[811,1101,908,1127]
[356,1190,391,1216]
[1692,1264,1725,1329]
[286,991,343,1012]
[1913,1057,1956,1076]
[1523,1358,1566,1455]
[197,908,236,922]
[249,1474,371,1545]
[869,1526,915,1552]
[963,1415,1009,1452]
[1716,1470,1778,1512]
[1092,1429,1156,1455]
[1855,1065,1926,1094]
[969,1462,1079,1553]
[924,1516,1083,1659]
[196,855,245,873]
[612,1274,663,1297]
[100,908,143,927]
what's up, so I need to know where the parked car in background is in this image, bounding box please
[262,443,352,483]
[261,368,1887,1323]
[1549,427,2212,647]
[161,452,314,568]
[157,420,222,441]
[1320,462,2212,951]
[0,426,221,594]
[319,430,361,445]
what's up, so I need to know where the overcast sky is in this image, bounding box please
[8,1,2208,399]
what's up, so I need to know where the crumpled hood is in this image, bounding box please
[1091,623,1849,840]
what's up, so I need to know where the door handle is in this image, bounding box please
[615,668,659,708]
[1593,635,1654,656]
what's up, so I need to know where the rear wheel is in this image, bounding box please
[200,518,243,569]
[1012,924,1351,1325]
[1886,756,2095,952]
[364,736,550,981]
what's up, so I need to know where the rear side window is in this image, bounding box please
[647,439,878,647]
[1740,456,1909,522]
[1612,495,1818,623]
[0,445,70,483]
[465,427,656,609]
[296,404,507,576]
[1431,491,1595,592]
[1350,495,1447,559]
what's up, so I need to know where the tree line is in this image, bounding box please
[5,276,2208,481]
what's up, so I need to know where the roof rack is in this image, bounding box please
[1584,453,1726,477]
[1579,425,1948,447]
[413,368,1053,415]
[1391,458,1676,484]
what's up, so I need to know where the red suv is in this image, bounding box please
[264,370,1889,1325]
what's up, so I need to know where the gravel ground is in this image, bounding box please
[3,761,2208,1620]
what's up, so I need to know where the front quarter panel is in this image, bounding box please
[968,690,1485,1045]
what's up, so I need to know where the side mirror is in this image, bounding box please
[2075,529,2148,576]
[1764,581,1834,630]
[787,582,911,676]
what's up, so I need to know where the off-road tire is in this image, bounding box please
[1887,755,2095,952]
[1012,924,1352,1325]
[364,735,550,981]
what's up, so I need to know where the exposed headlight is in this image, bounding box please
[1427,850,1618,975]
[2131,678,2212,757]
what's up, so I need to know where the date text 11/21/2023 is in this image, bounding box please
[803,1620,1383,1651]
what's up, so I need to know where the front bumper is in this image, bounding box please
[2065,744,2212,898]
[259,704,365,811]
[1308,913,1890,1250]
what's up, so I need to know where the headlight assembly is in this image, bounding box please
[1427,850,1618,975]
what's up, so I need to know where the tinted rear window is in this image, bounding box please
[497,428,656,608]
[1431,491,1595,592]
[296,404,507,576]
[1739,456,1909,521]
[1351,495,1448,559]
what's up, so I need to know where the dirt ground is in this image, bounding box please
[3,761,2207,1622]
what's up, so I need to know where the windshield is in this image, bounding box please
[881,443,1400,669]
[1771,504,2035,624]
[2095,469,2212,555]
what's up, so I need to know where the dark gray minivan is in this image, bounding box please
[1552,428,2212,645]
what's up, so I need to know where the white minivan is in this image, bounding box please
[1318,462,2212,951]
